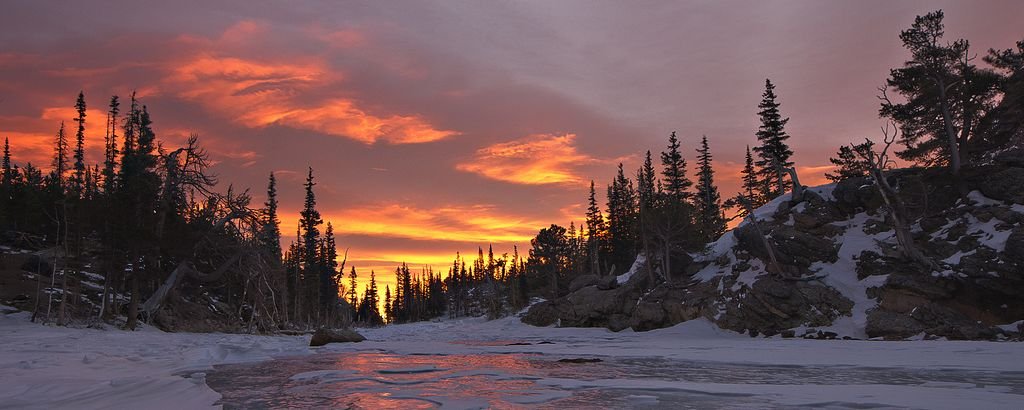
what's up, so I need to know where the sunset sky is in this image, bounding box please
[2,0,1023,294]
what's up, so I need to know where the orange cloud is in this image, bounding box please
[166,54,456,144]
[279,202,544,247]
[456,133,599,185]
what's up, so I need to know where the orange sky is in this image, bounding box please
[2,1,1022,299]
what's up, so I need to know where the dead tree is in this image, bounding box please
[736,195,784,276]
[853,122,936,269]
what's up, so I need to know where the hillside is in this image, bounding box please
[524,164,1024,340]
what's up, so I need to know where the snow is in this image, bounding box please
[616,254,645,284]
[0,308,313,410]
[3,307,1024,409]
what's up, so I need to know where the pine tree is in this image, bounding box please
[636,150,657,210]
[606,163,637,271]
[322,221,338,312]
[740,145,758,204]
[299,167,323,314]
[825,141,873,182]
[881,10,1000,173]
[2,137,10,188]
[660,131,692,203]
[368,270,379,316]
[347,266,358,312]
[384,285,392,323]
[694,135,726,242]
[752,79,794,200]
[585,181,607,275]
[102,95,120,194]
[51,122,68,189]
[71,91,87,197]
[259,173,282,264]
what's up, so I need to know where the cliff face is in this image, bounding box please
[523,166,1024,340]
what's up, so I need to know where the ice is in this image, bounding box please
[3,308,1024,409]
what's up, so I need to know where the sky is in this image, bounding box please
[2,0,1023,295]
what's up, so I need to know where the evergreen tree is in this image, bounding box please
[606,163,638,271]
[694,135,726,242]
[636,150,657,210]
[2,137,10,188]
[322,221,338,312]
[51,122,68,190]
[585,181,607,275]
[259,173,282,264]
[347,266,358,312]
[825,141,873,182]
[881,10,1000,173]
[660,131,692,203]
[71,91,87,197]
[102,95,120,194]
[299,167,323,314]
[740,145,758,203]
[383,285,392,323]
[752,79,794,200]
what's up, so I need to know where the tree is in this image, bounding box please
[752,79,794,200]
[383,285,392,323]
[853,122,935,269]
[528,224,570,299]
[71,92,87,197]
[660,131,692,203]
[51,122,68,190]
[258,173,282,264]
[825,142,873,182]
[102,96,120,194]
[880,10,1000,174]
[584,181,607,275]
[606,163,637,273]
[299,167,323,317]
[694,136,726,242]
[346,266,358,311]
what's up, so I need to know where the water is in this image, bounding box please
[205,348,1024,409]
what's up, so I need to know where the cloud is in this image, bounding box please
[166,53,457,145]
[456,133,600,186]
[280,202,545,245]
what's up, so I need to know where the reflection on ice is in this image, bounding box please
[207,351,1024,409]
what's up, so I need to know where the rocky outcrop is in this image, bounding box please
[309,328,366,347]
[523,166,1024,340]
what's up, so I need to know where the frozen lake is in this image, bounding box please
[207,346,1024,409]
[4,309,1024,409]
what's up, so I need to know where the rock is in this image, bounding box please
[781,329,795,338]
[1005,226,1024,265]
[909,303,998,340]
[19,255,53,275]
[980,167,1024,204]
[568,275,600,293]
[309,328,366,347]
[596,275,619,290]
[558,358,602,363]
[866,309,925,340]
[522,301,561,327]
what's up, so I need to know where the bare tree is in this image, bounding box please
[853,122,936,269]
[735,195,784,276]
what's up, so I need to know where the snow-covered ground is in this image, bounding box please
[3,307,1023,409]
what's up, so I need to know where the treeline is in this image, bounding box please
[0,92,357,330]
[2,10,1021,330]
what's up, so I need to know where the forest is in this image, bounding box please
[1,10,1022,333]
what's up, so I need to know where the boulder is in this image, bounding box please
[980,167,1024,204]
[568,275,600,293]
[521,301,561,327]
[866,309,925,340]
[309,328,366,347]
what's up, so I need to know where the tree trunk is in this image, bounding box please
[127,274,139,330]
[936,77,962,175]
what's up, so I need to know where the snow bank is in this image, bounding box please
[616,255,645,284]
[0,310,312,409]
